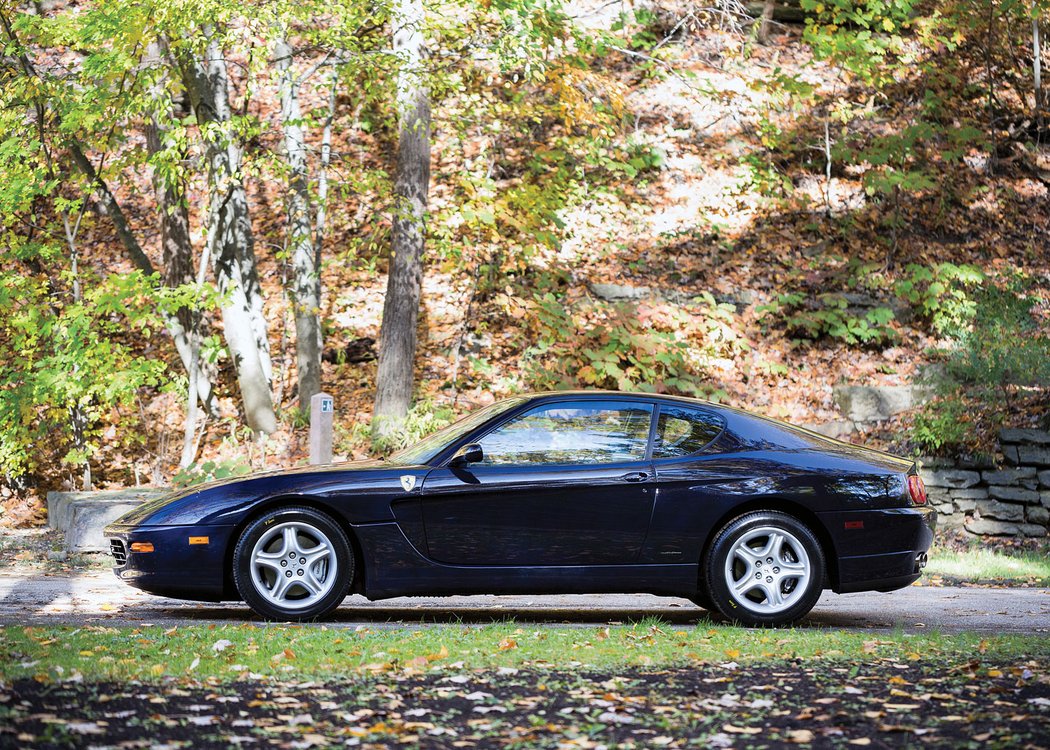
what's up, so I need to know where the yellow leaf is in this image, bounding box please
[724,649,741,659]
[426,645,448,662]
[497,638,518,652]
[848,740,872,746]
[150,664,165,676]
[723,725,761,735]
[787,729,814,743]
[99,604,115,611]
[987,669,1003,677]
[283,648,296,660]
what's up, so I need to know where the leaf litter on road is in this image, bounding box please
[1,659,1047,748]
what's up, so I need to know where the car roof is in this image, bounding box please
[517,390,723,410]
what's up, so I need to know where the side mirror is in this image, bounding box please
[450,443,484,467]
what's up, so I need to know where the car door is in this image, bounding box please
[420,399,656,567]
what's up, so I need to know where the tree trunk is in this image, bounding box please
[177,30,277,435]
[145,43,217,417]
[274,34,322,409]
[373,0,431,438]
[757,0,776,43]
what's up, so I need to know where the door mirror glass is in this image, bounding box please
[450,443,484,467]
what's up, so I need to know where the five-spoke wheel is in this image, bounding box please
[234,506,353,621]
[705,511,824,626]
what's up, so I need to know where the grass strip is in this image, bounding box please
[2,621,1047,683]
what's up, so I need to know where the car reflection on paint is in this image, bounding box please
[105,391,936,626]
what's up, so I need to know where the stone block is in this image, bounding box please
[1020,523,1048,537]
[976,499,1024,522]
[999,428,1050,444]
[981,467,1036,484]
[953,497,979,513]
[938,512,966,528]
[1016,445,1050,466]
[1042,491,1050,509]
[1028,506,1050,525]
[1002,445,1020,465]
[67,501,142,552]
[917,456,955,470]
[965,518,1021,535]
[834,384,931,423]
[590,283,651,301]
[1038,470,1050,488]
[986,485,1041,504]
[808,421,856,440]
[950,488,989,499]
[927,486,952,503]
[922,469,981,489]
[47,488,167,552]
[48,488,166,530]
[957,454,997,470]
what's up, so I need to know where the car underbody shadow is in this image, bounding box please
[142,600,887,629]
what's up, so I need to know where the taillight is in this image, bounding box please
[907,475,927,505]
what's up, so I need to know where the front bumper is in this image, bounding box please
[104,523,235,602]
[819,505,937,594]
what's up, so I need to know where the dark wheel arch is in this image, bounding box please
[704,510,826,626]
[698,498,838,595]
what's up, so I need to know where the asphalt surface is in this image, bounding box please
[0,568,1047,632]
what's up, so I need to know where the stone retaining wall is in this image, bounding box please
[920,429,1050,537]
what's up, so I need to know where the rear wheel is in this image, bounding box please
[233,506,353,621]
[705,511,824,626]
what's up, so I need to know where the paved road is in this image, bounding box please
[1,569,1048,632]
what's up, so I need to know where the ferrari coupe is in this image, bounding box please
[105,391,935,626]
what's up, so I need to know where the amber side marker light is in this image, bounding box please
[189,536,210,545]
[129,542,154,553]
[908,475,927,505]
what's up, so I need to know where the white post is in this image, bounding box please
[310,392,334,465]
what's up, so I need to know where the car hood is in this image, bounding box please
[109,459,429,527]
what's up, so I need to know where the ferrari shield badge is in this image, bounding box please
[400,475,417,492]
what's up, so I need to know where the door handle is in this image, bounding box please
[621,471,650,483]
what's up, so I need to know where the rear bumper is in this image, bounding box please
[819,506,937,594]
[104,523,233,602]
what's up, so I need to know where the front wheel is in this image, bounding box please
[704,511,825,627]
[233,506,353,621]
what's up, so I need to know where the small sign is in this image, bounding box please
[321,398,333,414]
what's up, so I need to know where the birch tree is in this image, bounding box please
[175,28,277,435]
[274,32,323,409]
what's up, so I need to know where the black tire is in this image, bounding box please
[233,505,353,621]
[704,511,825,627]
[691,589,716,612]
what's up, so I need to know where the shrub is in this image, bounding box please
[519,292,732,399]
[911,282,1050,454]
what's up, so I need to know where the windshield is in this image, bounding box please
[387,397,527,466]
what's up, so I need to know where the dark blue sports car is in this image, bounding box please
[105,391,935,626]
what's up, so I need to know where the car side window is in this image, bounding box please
[478,401,653,465]
[653,406,723,459]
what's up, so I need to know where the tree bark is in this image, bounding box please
[176,30,277,435]
[373,0,431,438]
[757,0,776,43]
[145,42,217,418]
[274,34,322,409]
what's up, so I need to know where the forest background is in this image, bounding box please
[2,0,1049,526]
